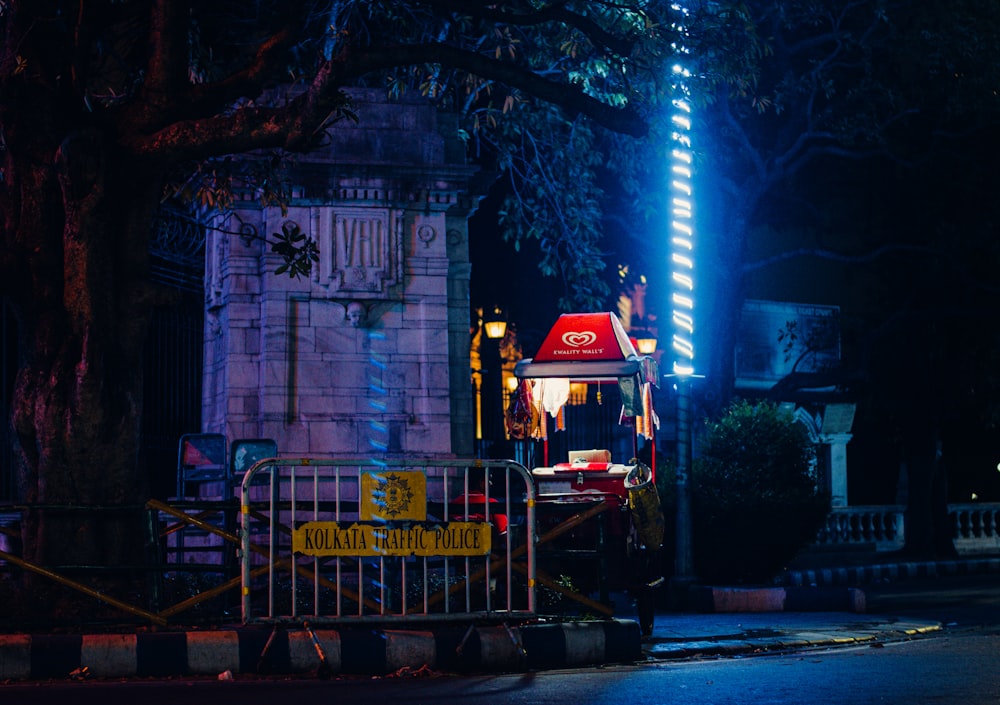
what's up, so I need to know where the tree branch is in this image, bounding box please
[124,40,649,158]
[329,42,649,137]
[416,0,643,57]
[743,243,941,274]
[126,0,312,131]
[746,242,1000,296]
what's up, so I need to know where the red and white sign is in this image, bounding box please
[532,312,637,362]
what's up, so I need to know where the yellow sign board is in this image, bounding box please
[360,470,426,521]
[293,521,493,557]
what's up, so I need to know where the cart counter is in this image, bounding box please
[531,463,631,501]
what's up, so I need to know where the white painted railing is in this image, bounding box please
[811,503,1000,555]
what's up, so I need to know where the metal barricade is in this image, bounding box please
[239,458,536,625]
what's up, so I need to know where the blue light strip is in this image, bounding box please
[669,3,696,377]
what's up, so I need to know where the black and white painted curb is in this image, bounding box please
[781,556,1000,588]
[0,619,641,681]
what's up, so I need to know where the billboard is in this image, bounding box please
[734,300,841,391]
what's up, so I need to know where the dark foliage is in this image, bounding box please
[691,400,830,584]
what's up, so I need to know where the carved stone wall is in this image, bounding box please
[202,89,483,458]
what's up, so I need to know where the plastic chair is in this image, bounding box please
[175,433,227,499]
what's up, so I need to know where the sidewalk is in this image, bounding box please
[642,609,942,661]
[0,607,942,682]
[0,585,943,682]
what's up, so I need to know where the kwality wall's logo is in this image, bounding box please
[554,330,604,355]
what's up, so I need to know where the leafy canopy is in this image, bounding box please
[107,1,691,311]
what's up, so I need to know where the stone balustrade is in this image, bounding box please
[810,503,1000,555]
[950,503,1000,554]
[814,505,905,552]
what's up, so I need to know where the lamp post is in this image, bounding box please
[667,0,698,606]
[672,377,694,583]
[481,306,507,457]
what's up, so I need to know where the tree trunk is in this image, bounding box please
[7,128,161,579]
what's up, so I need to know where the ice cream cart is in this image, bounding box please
[509,312,664,634]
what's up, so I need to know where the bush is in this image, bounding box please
[691,400,830,584]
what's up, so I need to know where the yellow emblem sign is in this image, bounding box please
[360,470,426,521]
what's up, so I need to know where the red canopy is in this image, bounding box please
[514,312,658,385]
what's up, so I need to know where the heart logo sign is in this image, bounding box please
[562,331,597,348]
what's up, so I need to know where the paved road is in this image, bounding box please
[865,573,1000,627]
[3,619,1000,705]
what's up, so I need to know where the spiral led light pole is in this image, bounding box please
[668,1,697,593]
[669,85,696,376]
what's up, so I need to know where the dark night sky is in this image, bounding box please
[468,183,576,357]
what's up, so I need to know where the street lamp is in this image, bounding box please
[483,305,508,340]
[667,1,698,604]
[632,328,659,355]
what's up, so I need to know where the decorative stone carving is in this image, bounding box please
[316,207,402,296]
[417,224,436,248]
[346,301,367,327]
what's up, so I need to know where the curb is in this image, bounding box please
[643,620,944,661]
[690,586,866,613]
[781,557,1000,587]
[0,620,641,681]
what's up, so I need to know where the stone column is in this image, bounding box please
[817,433,851,507]
[203,89,485,458]
[819,403,855,508]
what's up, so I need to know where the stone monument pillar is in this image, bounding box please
[202,89,484,458]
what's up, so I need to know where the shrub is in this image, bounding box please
[691,399,830,584]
